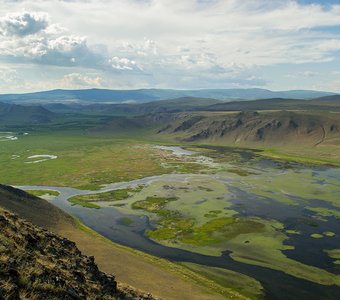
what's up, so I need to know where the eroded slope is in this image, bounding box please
[0,209,120,299]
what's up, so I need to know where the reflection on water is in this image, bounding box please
[154,145,196,156]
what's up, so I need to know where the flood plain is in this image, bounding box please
[19,145,340,299]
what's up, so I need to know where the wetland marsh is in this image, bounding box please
[15,142,340,299]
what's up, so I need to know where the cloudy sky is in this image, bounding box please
[1,0,340,93]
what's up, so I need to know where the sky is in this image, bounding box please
[1,0,340,93]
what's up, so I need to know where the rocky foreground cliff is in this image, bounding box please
[0,208,156,300]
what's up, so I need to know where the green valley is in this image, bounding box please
[1,94,340,300]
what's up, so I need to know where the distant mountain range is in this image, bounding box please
[1,94,339,129]
[0,88,336,104]
[41,95,340,117]
[1,93,340,152]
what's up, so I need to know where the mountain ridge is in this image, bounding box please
[0,88,335,104]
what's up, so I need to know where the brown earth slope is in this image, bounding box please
[0,209,119,300]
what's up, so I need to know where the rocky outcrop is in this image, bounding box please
[173,116,205,132]
[157,111,340,147]
[0,209,117,299]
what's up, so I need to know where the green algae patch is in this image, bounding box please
[179,217,236,245]
[148,227,179,240]
[325,249,340,265]
[324,232,335,237]
[286,230,301,235]
[179,218,265,247]
[26,190,60,198]
[325,249,340,259]
[132,196,178,212]
[306,206,340,219]
[237,169,340,207]
[68,198,101,209]
[181,262,264,300]
[310,233,324,239]
[68,186,144,208]
[147,214,195,241]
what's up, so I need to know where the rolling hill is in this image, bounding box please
[43,97,221,115]
[0,102,55,126]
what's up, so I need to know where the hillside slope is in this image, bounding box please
[0,209,119,299]
[0,184,78,233]
[155,110,340,147]
[0,102,54,126]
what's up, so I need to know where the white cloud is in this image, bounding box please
[3,1,340,68]
[0,11,48,36]
[1,0,340,91]
[62,72,105,87]
[0,23,104,68]
[109,56,139,71]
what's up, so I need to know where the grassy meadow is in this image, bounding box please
[0,132,175,189]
